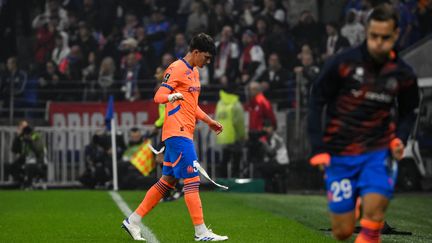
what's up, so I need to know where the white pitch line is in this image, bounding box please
[109,191,160,243]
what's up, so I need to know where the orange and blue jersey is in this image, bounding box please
[154,58,201,142]
[154,58,207,179]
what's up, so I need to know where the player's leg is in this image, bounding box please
[122,141,178,240]
[133,174,177,217]
[173,137,228,241]
[355,150,395,243]
[355,193,388,243]
[325,154,363,240]
[330,211,356,240]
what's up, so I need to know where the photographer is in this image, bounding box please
[8,120,46,189]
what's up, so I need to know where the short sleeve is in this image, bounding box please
[162,66,181,91]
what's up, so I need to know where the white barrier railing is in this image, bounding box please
[0,124,220,185]
[0,111,288,186]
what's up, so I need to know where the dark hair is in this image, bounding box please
[367,4,399,29]
[189,33,216,56]
[326,22,339,31]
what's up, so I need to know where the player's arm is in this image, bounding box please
[307,56,341,167]
[392,74,420,160]
[196,105,223,135]
[154,84,184,104]
[154,69,183,104]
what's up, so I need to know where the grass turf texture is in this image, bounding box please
[0,190,430,242]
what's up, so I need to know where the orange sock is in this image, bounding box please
[184,176,204,225]
[355,218,384,243]
[135,178,174,217]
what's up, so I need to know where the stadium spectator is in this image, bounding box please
[7,120,46,189]
[37,60,65,102]
[256,120,289,193]
[259,52,294,108]
[33,17,56,67]
[247,81,277,132]
[136,26,156,72]
[82,52,98,100]
[64,10,80,44]
[291,10,325,51]
[73,21,97,67]
[186,1,209,39]
[262,18,295,68]
[161,53,175,69]
[321,22,351,61]
[320,0,346,24]
[246,81,277,165]
[215,84,246,178]
[213,25,240,85]
[283,0,319,28]
[341,10,365,47]
[119,37,141,65]
[32,0,68,31]
[81,0,98,29]
[80,130,125,189]
[146,7,170,57]
[94,57,119,101]
[391,0,417,49]
[51,33,70,66]
[255,16,270,47]
[58,45,84,100]
[122,12,140,39]
[0,57,28,111]
[207,1,233,37]
[294,52,320,106]
[238,0,258,29]
[120,52,145,101]
[119,127,148,189]
[171,32,188,59]
[80,132,111,189]
[260,0,286,24]
[296,43,314,63]
[239,30,266,84]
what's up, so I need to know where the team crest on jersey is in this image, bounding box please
[187,165,198,174]
[163,73,171,82]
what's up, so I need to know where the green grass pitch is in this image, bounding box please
[0,190,431,242]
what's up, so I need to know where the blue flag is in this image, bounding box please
[105,95,114,130]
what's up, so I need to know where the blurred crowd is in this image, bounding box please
[1,0,431,113]
[1,0,432,191]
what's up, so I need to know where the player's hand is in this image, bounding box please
[309,152,330,170]
[208,120,223,135]
[390,138,404,161]
[168,93,184,103]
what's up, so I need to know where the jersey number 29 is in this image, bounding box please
[330,179,352,202]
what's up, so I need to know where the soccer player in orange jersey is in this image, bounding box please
[122,33,228,241]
